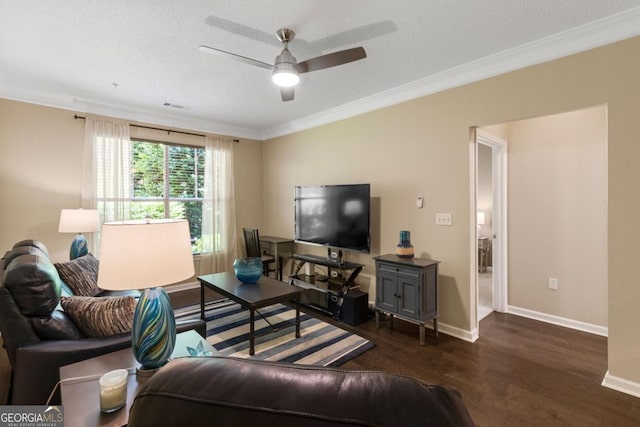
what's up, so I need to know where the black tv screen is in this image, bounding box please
[294,184,370,254]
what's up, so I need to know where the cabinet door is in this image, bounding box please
[377,270,398,312]
[398,275,420,320]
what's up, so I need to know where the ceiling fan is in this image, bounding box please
[199,28,367,102]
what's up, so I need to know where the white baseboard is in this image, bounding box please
[602,371,640,398]
[507,305,608,337]
[437,322,478,343]
[367,301,478,343]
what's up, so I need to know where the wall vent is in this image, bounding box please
[162,102,185,109]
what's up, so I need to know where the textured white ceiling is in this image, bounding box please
[2,0,640,139]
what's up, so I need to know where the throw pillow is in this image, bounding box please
[54,254,100,297]
[60,296,136,338]
[29,310,85,340]
[12,240,49,257]
[4,253,62,316]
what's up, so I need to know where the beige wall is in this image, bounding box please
[0,101,84,262]
[263,36,640,384]
[506,106,608,327]
[0,99,264,265]
[2,35,639,386]
[233,135,264,256]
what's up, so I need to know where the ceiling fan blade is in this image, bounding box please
[205,16,281,48]
[280,86,295,102]
[311,21,397,51]
[198,45,272,70]
[205,16,316,56]
[295,47,366,74]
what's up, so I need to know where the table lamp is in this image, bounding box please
[477,211,486,236]
[477,211,485,226]
[97,219,195,375]
[58,208,101,259]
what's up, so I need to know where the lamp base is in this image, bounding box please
[132,287,176,371]
[135,366,162,378]
[70,233,89,260]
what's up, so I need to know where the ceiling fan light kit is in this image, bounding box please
[200,27,366,101]
[272,49,300,87]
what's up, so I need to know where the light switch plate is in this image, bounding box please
[416,196,423,208]
[435,213,453,225]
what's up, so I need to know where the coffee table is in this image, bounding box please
[198,272,303,355]
[59,330,214,427]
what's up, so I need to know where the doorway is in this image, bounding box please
[473,106,608,337]
[475,129,508,327]
[477,142,493,320]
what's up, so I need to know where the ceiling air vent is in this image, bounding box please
[162,102,185,109]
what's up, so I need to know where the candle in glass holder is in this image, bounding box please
[99,369,128,413]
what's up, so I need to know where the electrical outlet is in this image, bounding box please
[548,277,558,290]
[435,213,453,225]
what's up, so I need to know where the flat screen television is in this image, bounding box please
[294,183,370,254]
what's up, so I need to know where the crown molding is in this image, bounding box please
[3,7,640,141]
[260,6,640,140]
[0,83,264,141]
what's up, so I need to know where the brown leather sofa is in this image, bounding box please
[0,240,205,405]
[128,356,476,427]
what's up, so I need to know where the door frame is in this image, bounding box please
[475,129,508,324]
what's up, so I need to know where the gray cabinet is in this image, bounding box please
[374,254,440,345]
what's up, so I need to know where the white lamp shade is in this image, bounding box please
[477,211,486,226]
[58,209,100,233]
[97,219,195,291]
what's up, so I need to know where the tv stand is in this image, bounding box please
[290,254,364,319]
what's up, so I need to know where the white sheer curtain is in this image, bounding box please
[198,135,237,274]
[81,117,132,254]
[81,119,237,268]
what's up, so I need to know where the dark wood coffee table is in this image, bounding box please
[198,272,303,355]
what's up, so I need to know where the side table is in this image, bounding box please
[60,330,215,427]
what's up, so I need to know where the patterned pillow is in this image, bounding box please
[54,254,100,297]
[60,296,136,338]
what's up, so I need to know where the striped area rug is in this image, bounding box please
[174,300,374,366]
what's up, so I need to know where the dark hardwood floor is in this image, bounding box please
[339,311,640,427]
[171,287,640,426]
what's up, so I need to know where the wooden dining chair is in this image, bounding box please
[242,228,277,278]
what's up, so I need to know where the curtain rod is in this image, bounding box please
[73,115,239,142]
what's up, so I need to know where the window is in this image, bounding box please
[98,139,205,253]
[89,118,236,269]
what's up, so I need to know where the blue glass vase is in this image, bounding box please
[69,233,89,260]
[132,287,176,371]
[233,257,263,283]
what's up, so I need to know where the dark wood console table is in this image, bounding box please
[259,235,294,280]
